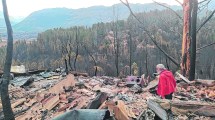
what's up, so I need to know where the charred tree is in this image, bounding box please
[84,46,97,76]
[112,6,120,77]
[181,0,198,80]
[129,32,132,75]
[145,39,149,77]
[113,21,119,77]
[61,45,69,74]
[181,0,190,77]
[64,59,68,74]
[189,0,198,80]
[74,27,79,71]
[68,53,72,71]
[0,0,15,119]
[68,42,74,71]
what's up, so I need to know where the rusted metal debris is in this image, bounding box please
[0,72,214,120]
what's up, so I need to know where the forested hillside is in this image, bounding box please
[1,9,215,79]
[13,3,181,32]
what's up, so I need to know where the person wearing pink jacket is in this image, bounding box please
[156,64,176,100]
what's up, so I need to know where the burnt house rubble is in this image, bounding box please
[0,70,214,120]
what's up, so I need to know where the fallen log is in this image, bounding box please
[149,99,215,117]
[194,79,215,87]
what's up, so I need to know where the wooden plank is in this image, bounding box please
[142,77,158,91]
[98,101,107,109]
[114,100,130,120]
[49,74,76,94]
[151,99,215,117]
[176,72,191,83]
[171,101,215,117]
[24,98,37,107]
[43,95,60,111]
[11,98,26,108]
[147,99,168,120]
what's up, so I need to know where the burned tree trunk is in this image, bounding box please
[189,0,198,81]
[68,43,74,71]
[116,36,119,77]
[145,39,149,77]
[114,23,119,77]
[129,32,132,75]
[64,59,68,74]
[74,45,79,71]
[181,0,191,78]
[89,53,97,76]
[0,0,15,119]
[181,0,198,80]
[84,45,98,76]
[74,27,79,71]
[68,53,73,71]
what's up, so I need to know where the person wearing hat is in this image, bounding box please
[156,64,176,99]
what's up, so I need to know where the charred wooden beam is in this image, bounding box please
[149,99,215,117]
[87,92,108,109]
[147,99,168,120]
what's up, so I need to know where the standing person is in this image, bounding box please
[156,64,176,100]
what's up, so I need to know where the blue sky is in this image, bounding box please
[0,0,182,17]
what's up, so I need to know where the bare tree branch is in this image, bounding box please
[197,10,215,33]
[122,0,180,66]
[196,42,215,51]
[120,0,180,67]
[153,0,183,20]
[158,16,183,37]
[198,0,211,4]
[175,0,183,6]
[198,0,212,12]
[139,26,180,67]
[120,0,144,24]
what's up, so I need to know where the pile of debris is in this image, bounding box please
[0,71,214,120]
[176,79,215,102]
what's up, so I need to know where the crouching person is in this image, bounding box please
[156,64,176,100]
